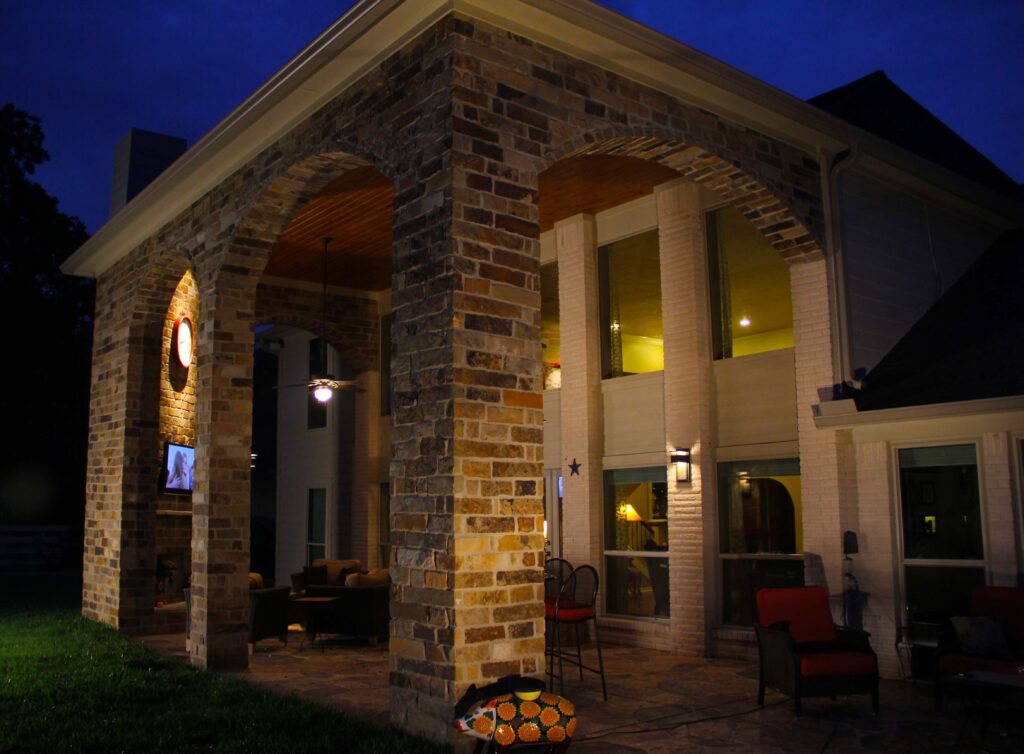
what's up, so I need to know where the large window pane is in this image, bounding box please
[604,467,669,618]
[599,230,662,378]
[718,459,801,555]
[904,565,985,623]
[307,487,326,565]
[899,445,982,560]
[707,206,793,359]
[722,557,805,627]
[541,263,561,389]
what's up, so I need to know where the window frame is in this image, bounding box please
[306,486,328,565]
[892,439,989,623]
[601,465,671,621]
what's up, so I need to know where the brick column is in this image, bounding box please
[388,114,544,740]
[555,214,603,568]
[980,432,1018,586]
[350,370,382,567]
[790,257,851,594]
[82,272,132,627]
[656,179,714,656]
[853,440,899,678]
[189,267,254,670]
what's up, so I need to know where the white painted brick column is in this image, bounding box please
[657,180,713,656]
[790,257,850,594]
[981,432,1019,586]
[853,440,900,679]
[556,214,604,568]
[350,370,382,568]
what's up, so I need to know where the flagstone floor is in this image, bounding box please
[141,630,1024,753]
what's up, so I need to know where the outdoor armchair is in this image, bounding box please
[755,586,879,716]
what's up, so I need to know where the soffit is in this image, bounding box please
[539,156,679,232]
[265,166,393,290]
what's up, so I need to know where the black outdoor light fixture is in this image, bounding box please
[670,448,691,483]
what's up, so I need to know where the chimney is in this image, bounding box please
[109,128,187,217]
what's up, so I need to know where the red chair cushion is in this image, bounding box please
[800,650,877,677]
[756,587,837,645]
[545,600,593,622]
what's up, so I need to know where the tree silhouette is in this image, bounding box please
[0,103,93,524]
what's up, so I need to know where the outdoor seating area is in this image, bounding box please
[139,629,1024,752]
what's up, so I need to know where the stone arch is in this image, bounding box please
[116,243,196,634]
[539,126,825,262]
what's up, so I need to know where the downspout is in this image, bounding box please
[819,144,860,395]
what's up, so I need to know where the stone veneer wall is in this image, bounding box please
[81,10,834,741]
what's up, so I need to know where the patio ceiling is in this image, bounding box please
[263,156,680,291]
[262,166,394,291]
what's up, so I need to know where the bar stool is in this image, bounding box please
[546,564,607,700]
[543,557,573,606]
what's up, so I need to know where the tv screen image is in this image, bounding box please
[162,443,195,494]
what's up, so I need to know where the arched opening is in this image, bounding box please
[188,156,395,660]
[535,138,821,648]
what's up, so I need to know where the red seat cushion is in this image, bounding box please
[545,600,593,622]
[756,587,838,645]
[800,650,877,677]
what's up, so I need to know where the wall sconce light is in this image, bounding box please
[670,448,691,483]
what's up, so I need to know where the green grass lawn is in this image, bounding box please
[0,573,449,754]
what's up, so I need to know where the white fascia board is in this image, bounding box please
[813,395,1024,430]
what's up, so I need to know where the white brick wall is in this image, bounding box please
[556,215,604,569]
[657,180,714,656]
[981,432,1018,586]
[790,257,849,593]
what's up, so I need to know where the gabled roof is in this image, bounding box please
[809,71,1020,197]
[853,228,1024,412]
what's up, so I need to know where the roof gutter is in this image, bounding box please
[813,395,1024,430]
[819,145,861,392]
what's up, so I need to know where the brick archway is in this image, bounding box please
[540,127,825,262]
[187,153,391,669]
[82,242,196,633]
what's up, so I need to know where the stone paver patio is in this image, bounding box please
[141,631,1024,752]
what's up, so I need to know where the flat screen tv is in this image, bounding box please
[160,442,195,495]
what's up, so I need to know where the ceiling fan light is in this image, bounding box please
[313,384,334,403]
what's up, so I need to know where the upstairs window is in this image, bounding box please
[541,262,561,389]
[707,206,793,359]
[599,229,662,378]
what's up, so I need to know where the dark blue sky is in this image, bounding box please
[3,1,1022,234]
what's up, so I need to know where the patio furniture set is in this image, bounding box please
[753,583,1024,732]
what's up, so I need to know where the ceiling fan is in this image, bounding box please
[274,237,362,402]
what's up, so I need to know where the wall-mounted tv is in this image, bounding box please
[160,442,195,495]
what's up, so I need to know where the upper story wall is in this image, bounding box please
[840,169,1003,376]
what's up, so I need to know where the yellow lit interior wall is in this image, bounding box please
[732,328,794,357]
[621,335,664,374]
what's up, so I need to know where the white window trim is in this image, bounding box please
[891,437,989,619]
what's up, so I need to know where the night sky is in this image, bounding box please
[3,0,1022,235]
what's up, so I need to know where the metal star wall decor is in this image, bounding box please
[568,458,581,476]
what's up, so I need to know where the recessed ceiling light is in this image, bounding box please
[739,315,751,327]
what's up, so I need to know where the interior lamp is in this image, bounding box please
[624,504,643,522]
[670,448,692,483]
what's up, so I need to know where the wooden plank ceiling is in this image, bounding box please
[263,157,680,290]
[263,166,394,290]
[538,156,680,231]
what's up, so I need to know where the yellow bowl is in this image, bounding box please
[514,689,542,701]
